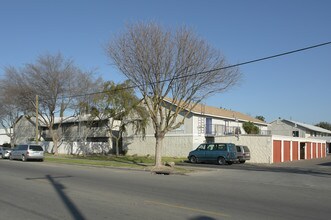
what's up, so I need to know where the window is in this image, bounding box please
[243,146,250,152]
[29,145,43,151]
[206,118,212,134]
[292,131,299,137]
[18,145,28,150]
[214,144,226,151]
[197,144,206,151]
[206,144,214,151]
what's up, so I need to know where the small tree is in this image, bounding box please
[106,22,241,167]
[243,121,260,134]
[315,122,331,131]
[255,115,266,122]
[87,80,149,156]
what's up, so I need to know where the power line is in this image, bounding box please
[222,41,331,69]
[66,41,331,99]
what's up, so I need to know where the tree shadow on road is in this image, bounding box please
[189,216,217,220]
[26,175,86,220]
[318,161,331,167]
[112,157,149,167]
[180,160,331,178]
[226,164,331,178]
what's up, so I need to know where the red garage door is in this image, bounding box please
[318,143,321,158]
[312,143,317,159]
[292,141,299,161]
[273,140,282,163]
[284,141,291,162]
[306,143,311,159]
[322,144,326,157]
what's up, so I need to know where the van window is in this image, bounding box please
[243,146,250,152]
[206,144,214,151]
[236,146,241,152]
[18,145,28,150]
[214,144,226,151]
[29,145,43,151]
[197,144,206,151]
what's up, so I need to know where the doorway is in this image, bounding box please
[300,142,306,159]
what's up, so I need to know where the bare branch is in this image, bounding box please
[106,22,241,167]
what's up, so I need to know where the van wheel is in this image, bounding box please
[217,157,226,165]
[22,155,27,162]
[189,156,197,163]
[239,160,246,164]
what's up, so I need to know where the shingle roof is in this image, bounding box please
[163,98,266,125]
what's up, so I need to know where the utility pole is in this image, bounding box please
[35,95,39,144]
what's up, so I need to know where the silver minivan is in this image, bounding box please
[10,144,44,162]
[236,145,250,163]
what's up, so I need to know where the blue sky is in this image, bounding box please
[0,0,330,124]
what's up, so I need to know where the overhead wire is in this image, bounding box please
[1,41,331,101]
[60,41,331,99]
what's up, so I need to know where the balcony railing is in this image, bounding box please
[205,124,271,136]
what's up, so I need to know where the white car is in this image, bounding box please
[0,147,12,159]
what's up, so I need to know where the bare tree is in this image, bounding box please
[0,83,22,146]
[3,53,99,155]
[106,23,241,167]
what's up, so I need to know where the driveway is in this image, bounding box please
[179,154,331,176]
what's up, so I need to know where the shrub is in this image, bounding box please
[243,121,260,134]
[2,143,11,148]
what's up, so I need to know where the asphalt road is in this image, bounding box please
[1,157,331,220]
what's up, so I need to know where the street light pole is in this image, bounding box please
[35,95,39,144]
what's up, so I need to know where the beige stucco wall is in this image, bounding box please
[43,141,111,155]
[123,111,197,157]
[124,134,194,157]
[0,129,11,145]
[269,120,307,137]
[215,135,273,163]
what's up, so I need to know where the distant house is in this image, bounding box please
[13,115,120,154]
[123,100,269,157]
[269,119,331,138]
[269,119,331,154]
[123,100,328,163]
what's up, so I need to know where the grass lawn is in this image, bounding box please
[45,154,190,173]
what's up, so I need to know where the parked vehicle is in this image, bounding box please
[10,144,44,162]
[0,147,12,159]
[236,145,251,163]
[188,143,238,165]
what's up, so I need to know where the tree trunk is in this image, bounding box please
[154,134,164,167]
[53,138,58,155]
[115,137,120,157]
[115,145,119,157]
[49,127,58,155]
[107,129,113,155]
